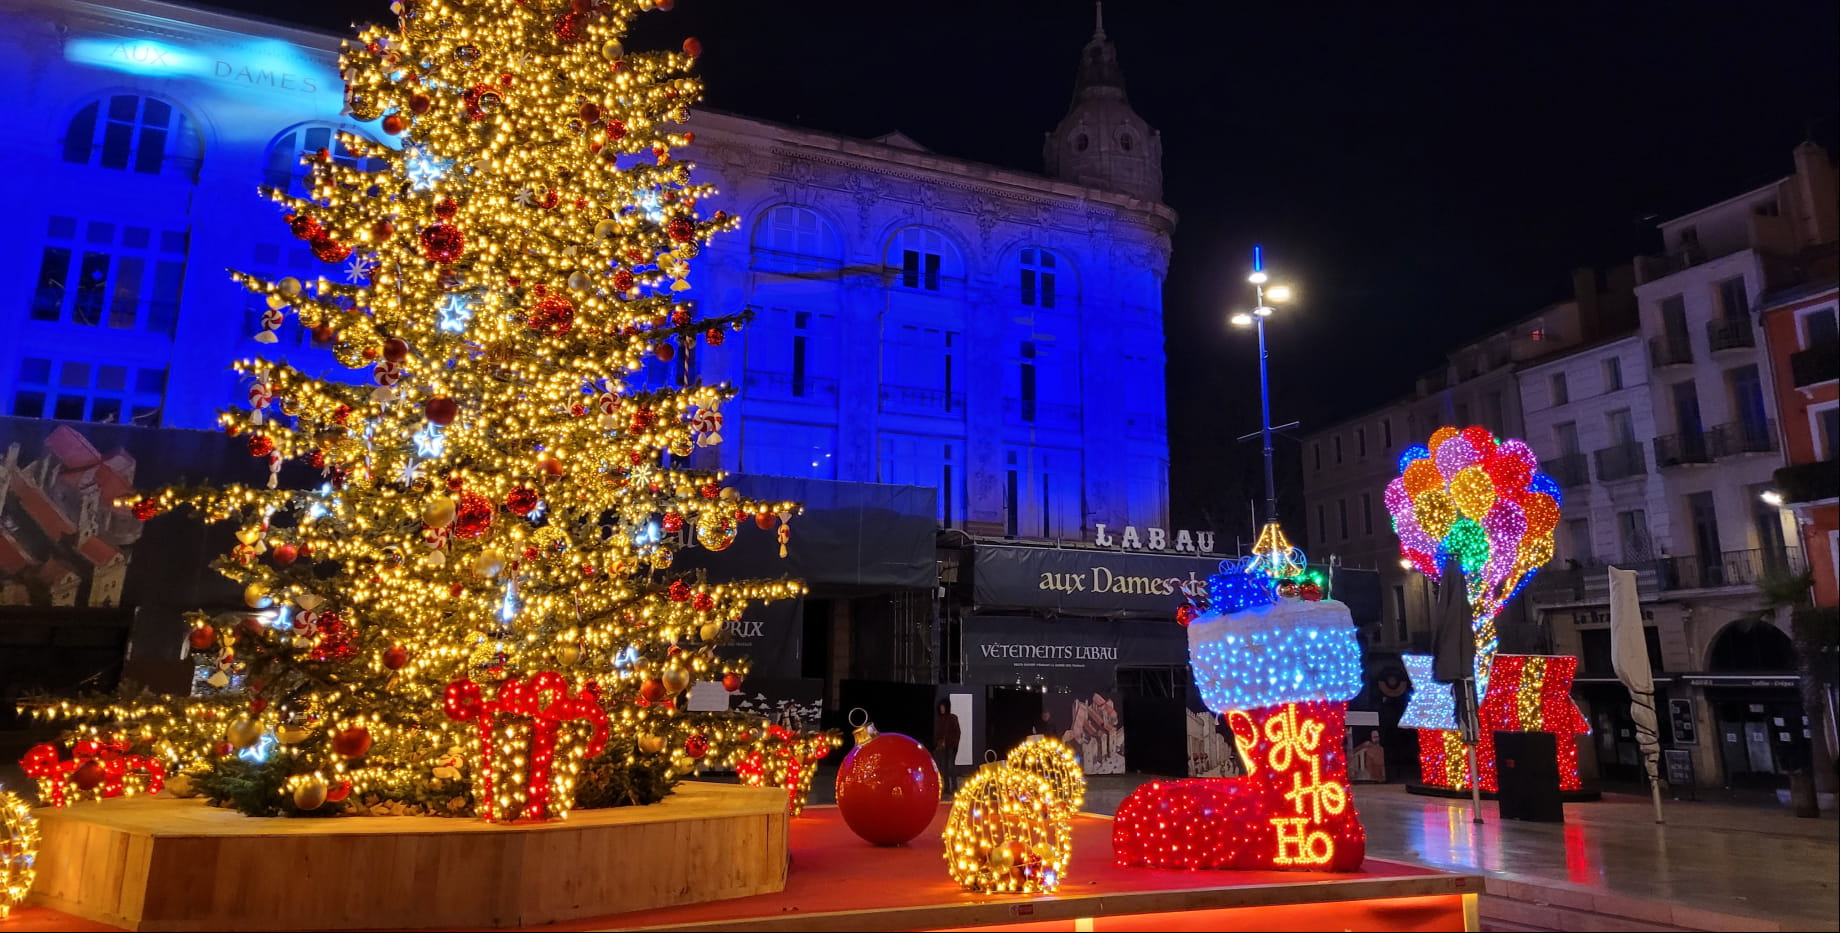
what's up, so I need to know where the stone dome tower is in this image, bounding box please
[1043,3,1164,202]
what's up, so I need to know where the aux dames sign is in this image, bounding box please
[973,545,1225,617]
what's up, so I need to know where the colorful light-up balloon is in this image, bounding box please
[1386,426,1558,680]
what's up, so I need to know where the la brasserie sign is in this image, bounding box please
[1091,524,1216,553]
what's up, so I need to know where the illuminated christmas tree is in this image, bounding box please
[39,0,802,820]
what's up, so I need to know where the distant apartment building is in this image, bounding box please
[1301,268,1633,660]
[1760,236,1838,608]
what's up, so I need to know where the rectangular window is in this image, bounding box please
[924,253,941,291]
[1392,585,1408,644]
[1484,391,1504,430]
[1716,276,1749,321]
[1041,471,1052,539]
[1565,518,1592,564]
[942,445,955,528]
[1816,405,1839,462]
[1800,305,1839,349]
[1382,418,1393,449]
[11,355,165,425]
[1727,364,1767,442]
[1337,499,1350,540]
[1550,372,1569,406]
[1005,463,1020,538]
[1356,427,1366,457]
[902,249,920,289]
[1334,436,1343,464]
[1362,492,1374,535]
[33,216,187,332]
[943,331,956,411]
[1020,268,1035,307]
[1313,442,1321,471]
[1605,356,1624,391]
[1617,509,1651,562]
[1019,342,1037,422]
[1555,421,1580,454]
[1661,296,1690,353]
[1607,408,1635,445]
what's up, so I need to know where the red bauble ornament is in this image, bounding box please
[1299,581,1324,601]
[248,435,274,458]
[661,512,684,532]
[371,219,395,241]
[311,324,337,344]
[331,727,373,759]
[580,102,602,123]
[383,644,410,669]
[409,93,432,114]
[434,197,460,219]
[668,580,691,602]
[700,483,721,499]
[606,119,627,141]
[528,293,575,335]
[187,625,216,651]
[420,223,465,264]
[834,731,940,845]
[288,214,322,240]
[382,113,408,135]
[671,309,692,326]
[326,779,353,803]
[668,218,695,241]
[1176,604,1198,626]
[452,491,494,539]
[506,486,540,515]
[682,37,702,58]
[271,543,299,566]
[133,500,160,521]
[692,591,715,612]
[555,11,589,40]
[72,760,106,791]
[612,269,636,292]
[308,611,359,662]
[639,679,666,703]
[721,672,742,692]
[704,328,726,346]
[538,456,566,478]
[685,733,709,758]
[424,396,459,426]
[250,698,268,713]
[755,512,777,530]
[383,337,410,362]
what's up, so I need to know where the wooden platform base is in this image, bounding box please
[29,783,789,932]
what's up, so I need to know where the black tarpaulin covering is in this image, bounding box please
[671,475,937,592]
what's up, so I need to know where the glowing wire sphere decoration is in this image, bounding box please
[1388,426,1557,686]
[0,788,36,919]
[1006,736,1086,815]
[942,764,1072,894]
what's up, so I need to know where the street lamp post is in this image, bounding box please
[1231,248,1301,579]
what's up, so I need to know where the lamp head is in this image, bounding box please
[1266,283,1294,303]
[1760,489,1784,507]
[1247,270,1269,285]
[1230,312,1254,327]
[1253,305,1275,318]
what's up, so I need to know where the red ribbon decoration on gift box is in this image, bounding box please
[445,671,609,822]
[20,738,167,808]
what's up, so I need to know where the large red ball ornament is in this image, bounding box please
[331,727,373,759]
[383,337,410,362]
[73,760,106,791]
[654,342,676,363]
[682,37,702,58]
[383,644,410,670]
[452,491,494,540]
[834,731,940,846]
[311,237,352,263]
[187,624,216,651]
[419,223,465,264]
[425,396,459,426]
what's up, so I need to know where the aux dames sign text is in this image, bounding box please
[973,545,1225,617]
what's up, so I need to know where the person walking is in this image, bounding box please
[934,699,962,796]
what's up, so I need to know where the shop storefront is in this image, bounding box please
[948,543,1226,776]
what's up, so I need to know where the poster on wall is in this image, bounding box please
[1346,710,1386,783]
[1185,689,1244,778]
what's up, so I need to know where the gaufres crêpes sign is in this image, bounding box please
[1091,524,1217,553]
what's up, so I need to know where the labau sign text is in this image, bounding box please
[1092,524,1215,553]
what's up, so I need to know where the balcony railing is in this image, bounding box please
[743,370,838,405]
[1592,442,1648,481]
[1654,431,1712,467]
[1791,342,1839,388]
[1636,247,1709,283]
[1708,419,1777,458]
[1658,547,1803,592]
[1648,337,1693,368]
[1002,399,1081,431]
[879,385,966,417]
[1775,459,1840,505]
[1531,560,1660,606]
[1540,453,1590,488]
[1706,316,1756,352]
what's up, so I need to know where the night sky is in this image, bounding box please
[213,0,1838,546]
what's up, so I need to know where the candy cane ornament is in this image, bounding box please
[247,382,274,425]
[691,404,723,447]
[596,393,620,430]
[254,305,285,343]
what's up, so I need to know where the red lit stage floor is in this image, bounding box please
[12,803,1482,932]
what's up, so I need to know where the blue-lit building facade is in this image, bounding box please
[2,0,1206,766]
[1,0,1175,538]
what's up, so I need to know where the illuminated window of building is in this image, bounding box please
[264,124,387,198]
[11,356,166,426]
[754,205,839,259]
[1019,248,1059,308]
[891,228,949,291]
[62,94,201,179]
[31,216,186,334]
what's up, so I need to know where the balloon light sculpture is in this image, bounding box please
[1114,560,1366,872]
[1388,426,1586,792]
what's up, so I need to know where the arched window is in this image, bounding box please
[753,205,840,260]
[1019,248,1061,308]
[887,227,958,292]
[62,94,201,179]
[265,124,388,198]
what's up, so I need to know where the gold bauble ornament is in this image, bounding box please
[235,526,263,546]
[347,92,384,121]
[638,734,666,754]
[661,666,691,695]
[277,723,314,745]
[473,550,506,578]
[699,622,723,642]
[601,39,624,61]
[227,718,263,748]
[293,774,329,811]
[697,508,738,552]
[556,643,581,666]
[244,583,273,609]
[423,497,458,527]
[277,277,302,298]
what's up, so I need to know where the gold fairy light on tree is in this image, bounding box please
[42,0,803,819]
